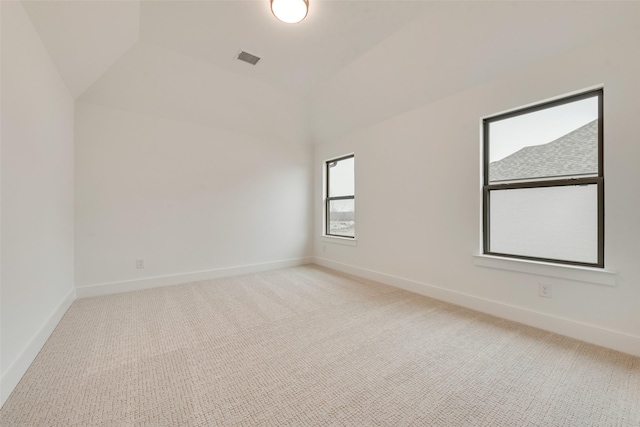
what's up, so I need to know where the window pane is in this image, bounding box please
[328,199,354,237]
[489,185,598,264]
[328,157,354,197]
[488,96,598,183]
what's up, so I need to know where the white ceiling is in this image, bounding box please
[20,0,640,144]
[138,0,428,96]
[22,0,140,98]
[310,1,640,142]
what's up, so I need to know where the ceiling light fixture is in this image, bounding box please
[271,0,308,24]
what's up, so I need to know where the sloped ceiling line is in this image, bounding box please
[22,0,141,99]
[20,1,640,145]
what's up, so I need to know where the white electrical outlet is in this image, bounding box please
[539,283,552,298]
[136,259,145,269]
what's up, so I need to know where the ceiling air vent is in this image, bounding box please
[237,51,261,66]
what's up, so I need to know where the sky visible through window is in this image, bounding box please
[328,157,354,197]
[489,97,598,163]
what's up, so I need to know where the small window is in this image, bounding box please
[325,154,355,238]
[483,89,603,267]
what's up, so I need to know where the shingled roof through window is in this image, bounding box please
[489,119,598,182]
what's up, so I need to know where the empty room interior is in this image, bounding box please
[1,0,640,425]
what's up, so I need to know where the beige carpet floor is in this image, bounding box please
[1,265,639,426]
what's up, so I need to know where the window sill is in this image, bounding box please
[473,254,616,286]
[322,235,358,246]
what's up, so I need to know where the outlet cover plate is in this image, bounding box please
[539,283,552,298]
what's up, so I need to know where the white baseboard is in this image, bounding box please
[313,257,640,357]
[1,287,76,408]
[76,257,314,299]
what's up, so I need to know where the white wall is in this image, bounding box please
[1,1,75,405]
[78,41,310,148]
[313,25,640,355]
[75,102,313,292]
[309,2,639,144]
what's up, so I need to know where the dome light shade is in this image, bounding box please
[271,0,309,24]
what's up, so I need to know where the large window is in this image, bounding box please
[483,89,603,267]
[325,154,355,238]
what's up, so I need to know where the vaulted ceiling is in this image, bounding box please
[22,0,640,144]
